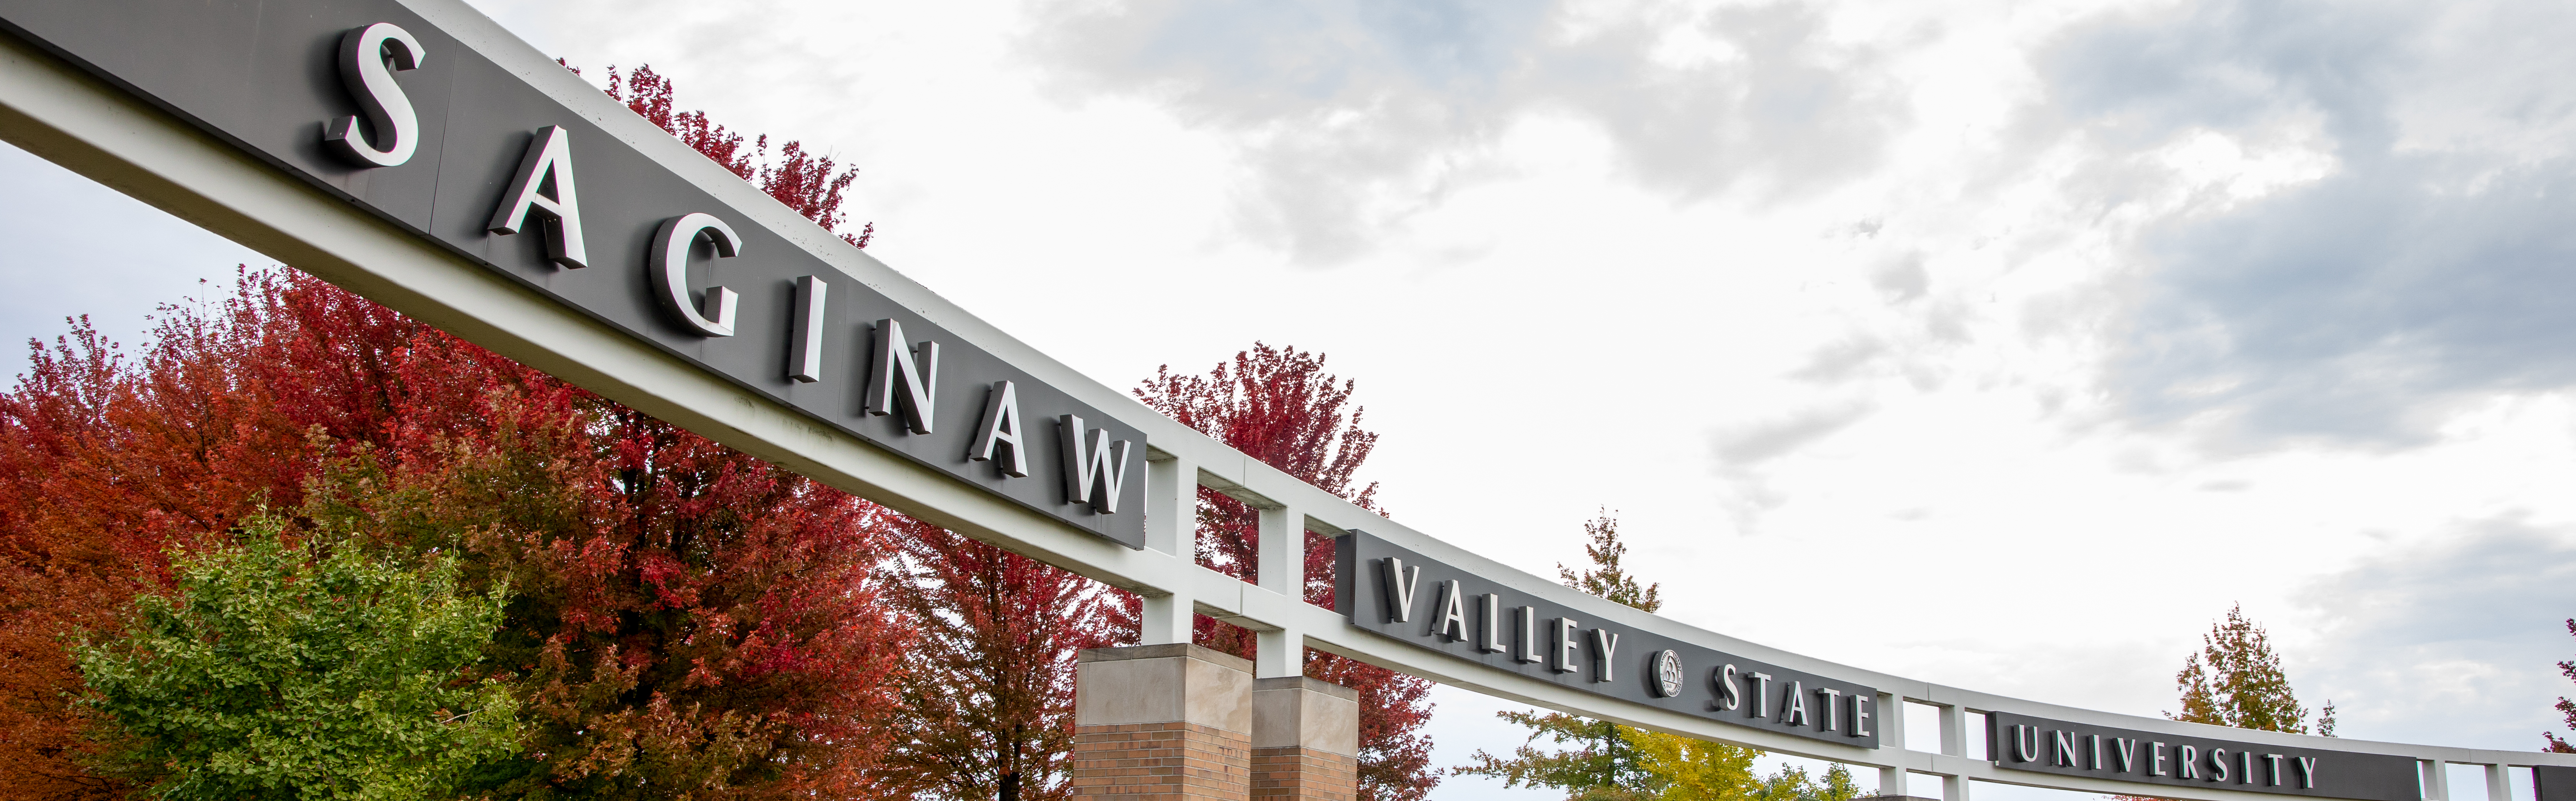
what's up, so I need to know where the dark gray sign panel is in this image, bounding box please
[0,0,1145,546]
[1337,531,1879,747]
[2541,765,2576,801]
[1986,712,2419,801]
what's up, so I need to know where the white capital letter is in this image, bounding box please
[788,276,826,381]
[1433,580,1467,640]
[1057,415,1132,513]
[1381,558,1421,623]
[1590,628,1620,682]
[1552,617,1581,673]
[969,380,1028,477]
[650,213,742,336]
[868,319,940,433]
[323,23,425,168]
[1478,594,1506,653]
[487,126,589,268]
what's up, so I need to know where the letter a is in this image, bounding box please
[969,380,1028,477]
[1058,415,1132,513]
[487,125,588,268]
[1432,580,1467,640]
[1779,681,1809,726]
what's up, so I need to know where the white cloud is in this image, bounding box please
[8,0,2576,797]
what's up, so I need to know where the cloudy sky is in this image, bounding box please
[8,0,2576,797]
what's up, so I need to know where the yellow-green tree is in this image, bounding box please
[1620,727,1753,799]
[2114,605,2338,801]
[73,518,519,801]
[2170,604,2334,735]
[1621,727,1860,801]
[1457,512,1863,801]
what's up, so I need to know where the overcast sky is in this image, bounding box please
[7,0,2574,798]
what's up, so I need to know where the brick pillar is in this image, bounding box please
[1250,677,1360,801]
[1074,644,1255,801]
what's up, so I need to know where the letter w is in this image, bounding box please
[1058,415,1132,513]
[867,319,939,434]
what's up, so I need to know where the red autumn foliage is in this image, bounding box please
[1131,343,1439,801]
[4,57,901,799]
[0,281,415,801]
[0,270,918,800]
[603,65,873,249]
[2549,619,2576,753]
[879,516,1113,801]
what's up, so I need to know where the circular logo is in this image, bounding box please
[1654,650,1684,698]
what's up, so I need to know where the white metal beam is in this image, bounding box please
[0,5,2567,798]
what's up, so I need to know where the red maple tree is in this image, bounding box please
[602,65,873,248]
[0,63,898,800]
[1131,343,1439,801]
[2548,619,2576,753]
[0,270,919,800]
[879,516,1113,801]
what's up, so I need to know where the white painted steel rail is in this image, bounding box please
[0,2,2561,798]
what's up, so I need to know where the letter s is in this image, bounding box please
[324,23,426,167]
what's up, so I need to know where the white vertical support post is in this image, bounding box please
[2488,763,2513,801]
[1255,628,1298,678]
[1140,455,1196,646]
[1938,703,1966,756]
[1257,505,1303,597]
[1939,704,1970,801]
[1256,504,1303,678]
[2424,760,2450,801]
[1876,693,1906,796]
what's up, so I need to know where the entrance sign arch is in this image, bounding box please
[0,1,2562,798]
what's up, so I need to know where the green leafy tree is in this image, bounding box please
[1461,513,1858,801]
[2168,604,2329,734]
[1743,764,1859,801]
[1620,726,1750,800]
[1457,513,1667,797]
[1620,726,1859,801]
[2115,605,2336,801]
[72,517,518,801]
[1461,710,1665,801]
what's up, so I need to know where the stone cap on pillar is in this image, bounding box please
[1076,643,1255,734]
[1251,676,1357,701]
[1251,676,1361,756]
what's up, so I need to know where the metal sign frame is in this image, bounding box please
[0,1,2561,798]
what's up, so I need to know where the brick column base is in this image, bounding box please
[1249,677,1361,801]
[1250,744,1357,800]
[1073,644,1255,801]
[1075,721,1252,800]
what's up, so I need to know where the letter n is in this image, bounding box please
[1058,415,1132,513]
[868,319,939,434]
[486,125,588,268]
